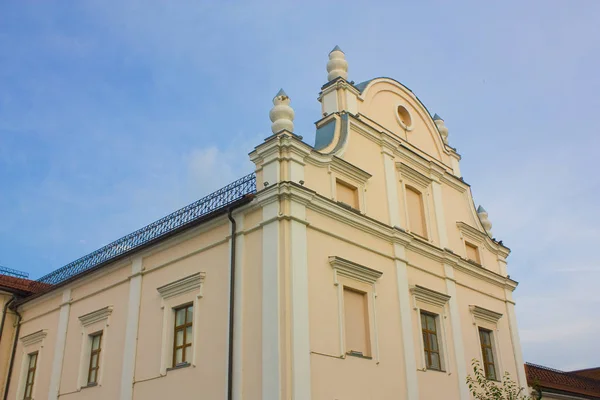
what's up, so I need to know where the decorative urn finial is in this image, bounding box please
[477,205,493,237]
[269,89,294,134]
[327,45,348,81]
[433,114,449,144]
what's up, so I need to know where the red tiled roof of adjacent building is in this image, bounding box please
[572,368,600,381]
[526,363,600,399]
[0,274,49,295]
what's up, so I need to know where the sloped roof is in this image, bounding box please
[572,368,600,381]
[526,363,600,399]
[0,275,48,295]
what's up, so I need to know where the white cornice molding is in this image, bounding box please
[329,256,382,284]
[469,305,503,325]
[157,272,206,300]
[456,221,510,257]
[79,306,113,327]
[397,162,432,188]
[21,329,47,347]
[410,285,451,309]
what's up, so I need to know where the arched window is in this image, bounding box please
[406,186,427,238]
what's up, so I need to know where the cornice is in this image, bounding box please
[469,305,503,325]
[329,256,383,284]
[79,306,113,327]
[21,329,47,347]
[397,162,432,188]
[157,272,206,300]
[305,152,372,184]
[410,285,451,308]
[456,222,510,257]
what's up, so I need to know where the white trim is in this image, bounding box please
[394,244,419,400]
[157,273,205,374]
[504,290,528,393]
[329,256,383,284]
[20,330,47,347]
[232,213,245,400]
[431,180,448,248]
[120,257,143,400]
[157,272,205,300]
[382,148,402,228]
[410,285,450,308]
[79,306,113,327]
[395,104,414,131]
[290,202,312,399]
[77,306,112,389]
[16,336,46,400]
[48,288,71,400]
[411,285,451,372]
[469,305,503,325]
[331,259,382,363]
[262,200,281,400]
[444,264,470,400]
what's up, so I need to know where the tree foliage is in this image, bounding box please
[466,359,541,400]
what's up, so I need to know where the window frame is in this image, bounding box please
[470,305,503,381]
[420,311,443,371]
[342,286,371,358]
[329,256,382,362]
[87,332,103,385]
[335,178,360,210]
[77,306,112,389]
[465,241,481,264]
[172,303,194,367]
[479,328,497,380]
[405,185,429,239]
[23,352,38,400]
[17,330,47,400]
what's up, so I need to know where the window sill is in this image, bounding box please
[346,351,372,360]
[81,382,98,389]
[166,362,190,372]
[423,368,446,373]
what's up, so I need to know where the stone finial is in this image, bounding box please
[477,205,493,237]
[269,89,294,134]
[433,114,449,144]
[327,45,348,81]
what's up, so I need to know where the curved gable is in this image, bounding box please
[356,78,449,164]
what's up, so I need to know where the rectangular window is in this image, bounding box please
[343,287,370,357]
[421,312,442,370]
[336,179,359,209]
[87,332,102,385]
[479,328,497,380]
[23,352,38,400]
[173,304,193,367]
[465,242,480,264]
[406,186,427,238]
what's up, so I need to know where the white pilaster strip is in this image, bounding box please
[120,257,143,400]
[262,200,281,400]
[505,289,528,393]
[444,264,469,400]
[233,214,245,400]
[47,288,71,400]
[394,244,419,400]
[431,181,448,248]
[290,201,311,400]
[382,149,401,228]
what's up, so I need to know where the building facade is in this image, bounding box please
[0,47,528,400]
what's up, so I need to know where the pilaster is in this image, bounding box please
[393,243,419,400]
[232,213,245,400]
[47,288,71,400]
[444,264,469,400]
[120,256,143,400]
[382,146,401,228]
[504,289,529,394]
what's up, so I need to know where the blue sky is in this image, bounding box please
[1,1,598,371]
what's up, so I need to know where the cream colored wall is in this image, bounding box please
[3,212,265,400]
[3,73,527,400]
[0,292,17,396]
